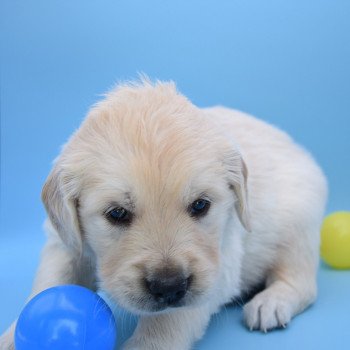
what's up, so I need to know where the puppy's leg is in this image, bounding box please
[0,235,96,350]
[123,304,214,350]
[244,231,319,332]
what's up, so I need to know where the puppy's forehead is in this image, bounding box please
[72,83,229,204]
[91,132,226,205]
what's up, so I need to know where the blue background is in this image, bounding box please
[1,1,350,349]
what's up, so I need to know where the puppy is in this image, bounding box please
[0,80,327,350]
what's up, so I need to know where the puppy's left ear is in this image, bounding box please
[224,149,251,232]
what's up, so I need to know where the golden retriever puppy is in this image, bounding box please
[0,80,327,350]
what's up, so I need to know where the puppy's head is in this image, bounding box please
[42,81,249,314]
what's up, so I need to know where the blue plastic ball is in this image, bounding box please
[15,285,117,350]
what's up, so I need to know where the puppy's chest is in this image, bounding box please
[216,231,244,303]
[239,235,275,293]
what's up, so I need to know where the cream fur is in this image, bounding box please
[0,80,327,350]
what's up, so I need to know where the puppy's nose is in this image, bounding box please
[146,274,190,306]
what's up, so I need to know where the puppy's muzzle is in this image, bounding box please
[145,270,192,307]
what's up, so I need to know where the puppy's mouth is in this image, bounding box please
[135,295,188,313]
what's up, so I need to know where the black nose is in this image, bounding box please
[146,274,190,306]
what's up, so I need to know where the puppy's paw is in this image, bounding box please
[0,323,16,350]
[122,333,186,350]
[0,333,15,350]
[122,340,143,350]
[122,336,154,350]
[243,289,293,332]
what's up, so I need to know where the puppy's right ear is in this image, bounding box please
[41,163,82,252]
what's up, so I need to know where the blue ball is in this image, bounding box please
[15,285,117,350]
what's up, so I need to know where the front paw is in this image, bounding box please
[243,289,293,332]
[122,334,184,350]
[0,328,15,350]
[122,337,149,350]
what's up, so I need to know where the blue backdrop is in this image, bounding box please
[1,1,350,349]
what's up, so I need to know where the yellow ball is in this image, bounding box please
[321,211,350,269]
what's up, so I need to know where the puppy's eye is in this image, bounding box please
[105,207,132,225]
[189,199,211,218]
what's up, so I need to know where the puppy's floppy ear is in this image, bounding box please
[224,149,251,232]
[41,162,82,252]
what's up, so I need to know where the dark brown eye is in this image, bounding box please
[106,207,132,225]
[189,199,211,218]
